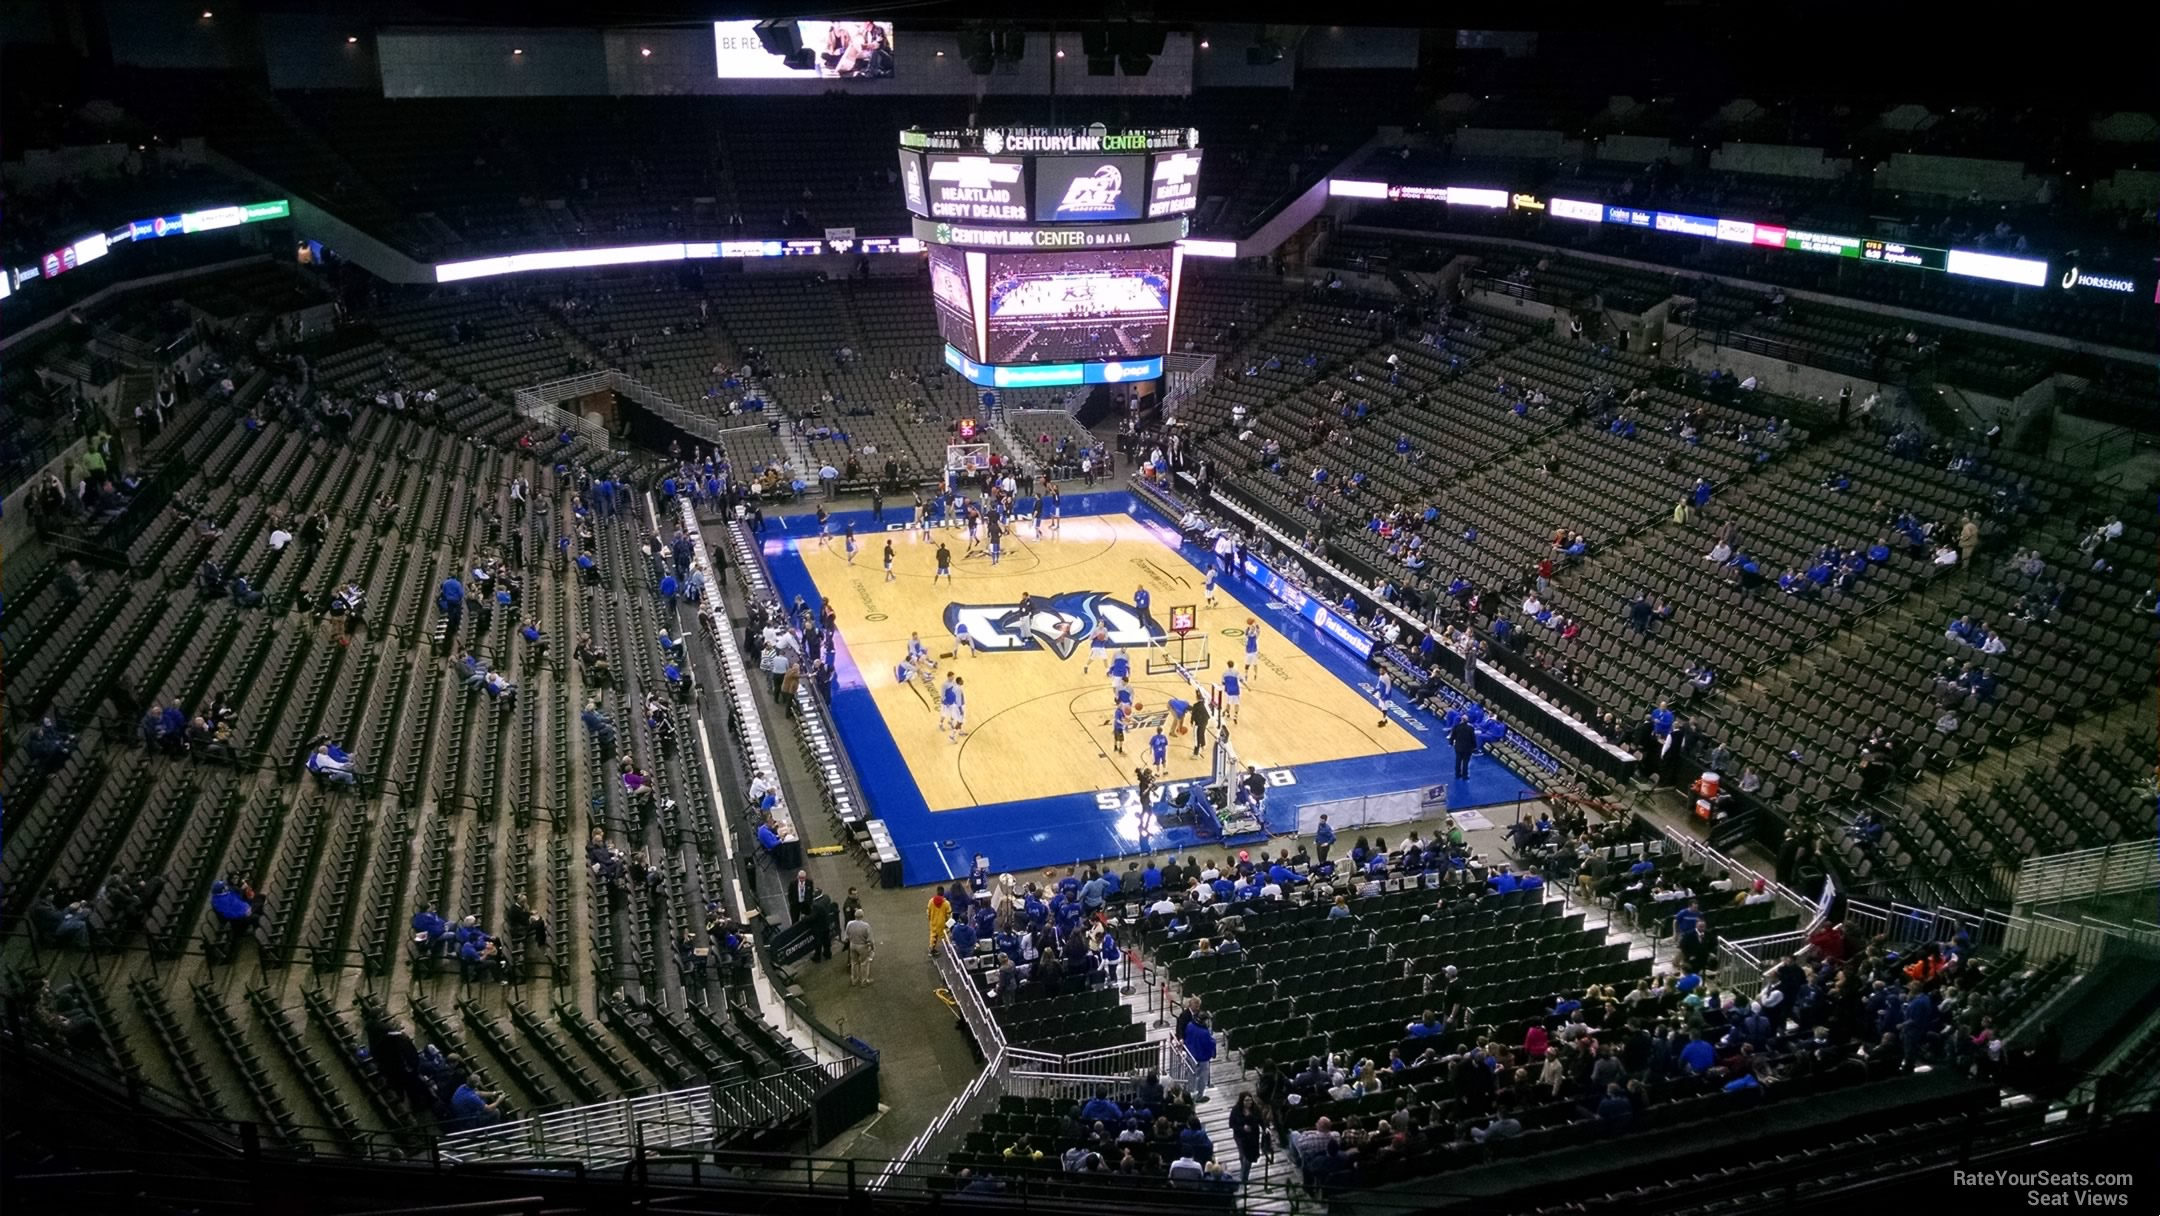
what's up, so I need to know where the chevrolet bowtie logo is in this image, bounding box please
[928,156,1021,189]
[1154,152,1200,185]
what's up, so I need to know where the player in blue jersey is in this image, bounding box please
[1149,724,1169,768]
[1082,623,1110,674]
[816,504,831,546]
[1107,651,1131,689]
[1111,702,1129,754]
[1165,694,1192,738]
[1220,663,1243,724]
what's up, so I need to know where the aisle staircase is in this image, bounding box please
[990,415,1041,479]
[1109,968,1304,1214]
[1107,885,1657,1215]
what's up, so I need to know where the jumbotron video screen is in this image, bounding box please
[926,245,980,355]
[982,250,1173,364]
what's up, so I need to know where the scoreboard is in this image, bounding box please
[904,127,1200,381]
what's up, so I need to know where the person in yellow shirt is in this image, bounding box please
[927,890,952,955]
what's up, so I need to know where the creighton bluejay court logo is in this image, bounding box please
[943,592,1159,658]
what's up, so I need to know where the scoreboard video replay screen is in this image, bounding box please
[929,246,1179,364]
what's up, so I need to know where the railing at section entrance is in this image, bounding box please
[2012,838,2160,908]
[1160,352,1216,419]
[879,936,1178,1192]
[513,374,611,446]
[2002,911,2160,968]
[517,368,741,447]
[438,1054,869,1166]
[1653,823,1816,926]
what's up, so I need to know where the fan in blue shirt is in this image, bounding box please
[1679,1036,1716,1073]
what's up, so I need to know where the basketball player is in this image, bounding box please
[816,505,831,546]
[1107,650,1131,690]
[964,502,982,555]
[907,633,935,686]
[955,620,977,657]
[940,674,965,742]
[1204,565,1220,608]
[1031,496,1046,539]
[1047,483,1062,534]
[1220,662,1243,724]
[1053,615,1075,655]
[882,538,896,583]
[1243,618,1260,679]
[1149,723,1169,769]
[933,541,953,584]
[1375,668,1393,729]
[1082,622,1111,674]
[1165,693,1191,738]
[843,523,858,565]
[915,490,931,537]
[986,511,1003,567]
[1111,701,1128,754]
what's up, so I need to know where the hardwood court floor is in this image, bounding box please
[786,512,1425,811]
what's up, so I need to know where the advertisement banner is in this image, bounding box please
[1239,553,1376,660]
[897,149,928,217]
[923,154,1028,223]
[916,215,1188,251]
[941,345,1161,388]
[1146,149,1203,218]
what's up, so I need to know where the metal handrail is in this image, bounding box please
[2013,838,2160,906]
[438,1055,866,1165]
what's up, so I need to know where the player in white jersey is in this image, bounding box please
[1374,667,1393,728]
[844,523,858,565]
[943,675,967,742]
[906,632,937,686]
[1220,662,1243,723]
[1204,565,1219,608]
[1082,623,1110,673]
[1243,619,1260,680]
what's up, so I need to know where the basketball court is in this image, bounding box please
[756,490,1531,885]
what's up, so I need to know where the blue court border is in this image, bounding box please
[757,492,1532,885]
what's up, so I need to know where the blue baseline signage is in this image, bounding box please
[1240,554,1375,661]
